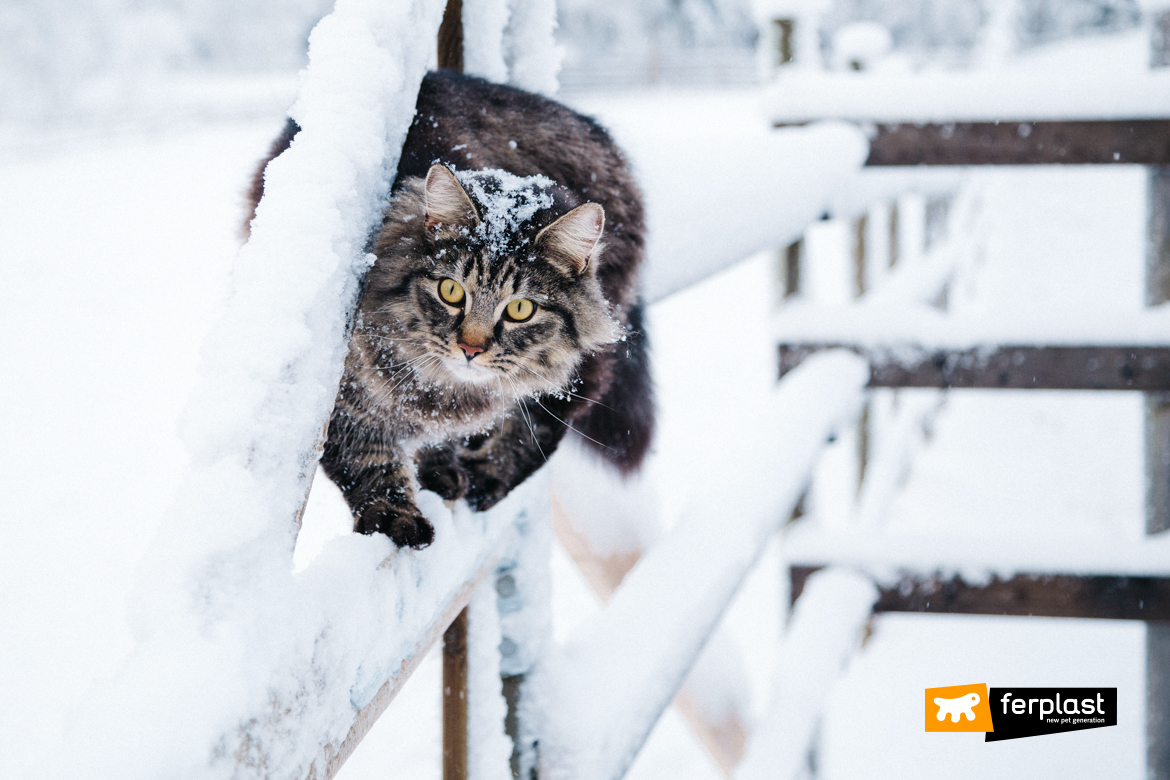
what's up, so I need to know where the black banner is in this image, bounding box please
[986,688,1117,742]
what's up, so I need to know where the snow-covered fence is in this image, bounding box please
[53,0,882,778]
[770,58,1170,779]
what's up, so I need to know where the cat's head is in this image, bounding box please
[360,164,620,397]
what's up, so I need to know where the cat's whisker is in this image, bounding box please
[397,355,444,390]
[528,395,615,452]
[512,362,619,413]
[504,375,548,464]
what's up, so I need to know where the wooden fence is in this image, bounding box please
[774,28,1170,775]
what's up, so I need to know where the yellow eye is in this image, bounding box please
[439,278,465,305]
[505,298,535,322]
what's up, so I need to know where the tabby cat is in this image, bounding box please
[248,70,653,548]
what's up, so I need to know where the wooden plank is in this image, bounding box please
[846,120,1170,166]
[778,344,1170,391]
[443,608,470,780]
[790,567,1170,621]
[437,0,463,72]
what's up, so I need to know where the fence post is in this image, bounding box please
[1148,158,1170,778]
[495,476,553,779]
[444,608,471,780]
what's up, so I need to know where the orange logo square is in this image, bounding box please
[925,684,994,732]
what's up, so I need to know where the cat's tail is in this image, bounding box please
[572,301,655,475]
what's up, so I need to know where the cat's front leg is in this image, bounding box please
[415,441,468,503]
[460,395,570,511]
[321,425,434,549]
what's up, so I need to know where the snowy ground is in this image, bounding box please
[0,61,1158,780]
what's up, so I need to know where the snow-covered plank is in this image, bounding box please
[779,344,1170,391]
[785,524,1170,580]
[52,0,535,776]
[767,71,1170,124]
[734,569,876,780]
[791,566,1170,622]
[637,122,868,302]
[550,471,750,774]
[775,303,1170,348]
[534,351,870,780]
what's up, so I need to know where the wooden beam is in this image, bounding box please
[846,120,1170,166]
[778,344,1170,391]
[437,0,463,72]
[790,566,1170,621]
[443,608,469,780]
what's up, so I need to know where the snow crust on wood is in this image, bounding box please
[775,303,1170,348]
[504,0,562,96]
[734,568,876,780]
[467,578,514,780]
[44,0,530,777]
[785,523,1170,581]
[61,485,526,780]
[532,350,870,780]
[635,121,868,303]
[767,71,1170,123]
[462,0,511,84]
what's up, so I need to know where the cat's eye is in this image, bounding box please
[439,278,465,305]
[504,298,536,323]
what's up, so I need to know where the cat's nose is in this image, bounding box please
[458,342,485,359]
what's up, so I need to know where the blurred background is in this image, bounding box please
[0,0,1149,129]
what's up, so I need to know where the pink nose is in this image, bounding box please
[459,342,485,358]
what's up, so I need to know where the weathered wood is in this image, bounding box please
[1150,622,1170,779]
[1148,161,1170,779]
[778,344,1170,391]
[437,0,464,72]
[828,120,1170,166]
[443,608,470,780]
[790,567,1170,621]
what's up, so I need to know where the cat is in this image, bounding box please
[247,69,653,548]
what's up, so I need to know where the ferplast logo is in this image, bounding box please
[925,685,1117,741]
[924,684,994,732]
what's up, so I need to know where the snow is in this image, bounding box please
[467,579,515,780]
[503,0,562,95]
[735,568,877,780]
[3,17,1166,780]
[768,30,1170,122]
[567,89,869,302]
[534,350,869,780]
[455,169,556,252]
[462,0,511,84]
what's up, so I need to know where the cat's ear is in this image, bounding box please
[424,165,479,233]
[536,202,605,275]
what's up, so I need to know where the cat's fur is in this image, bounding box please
[248,70,653,548]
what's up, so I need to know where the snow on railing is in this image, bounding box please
[766,69,1170,123]
[54,0,879,777]
[535,351,870,780]
[735,569,877,780]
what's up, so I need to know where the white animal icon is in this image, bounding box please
[934,692,980,722]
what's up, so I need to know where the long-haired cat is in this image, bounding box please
[248,69,653,548]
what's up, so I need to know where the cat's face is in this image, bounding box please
[360,166,619,399]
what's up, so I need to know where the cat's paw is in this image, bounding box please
[415,448,468,502]
[462,472,509,512]
[356,499,435,549]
